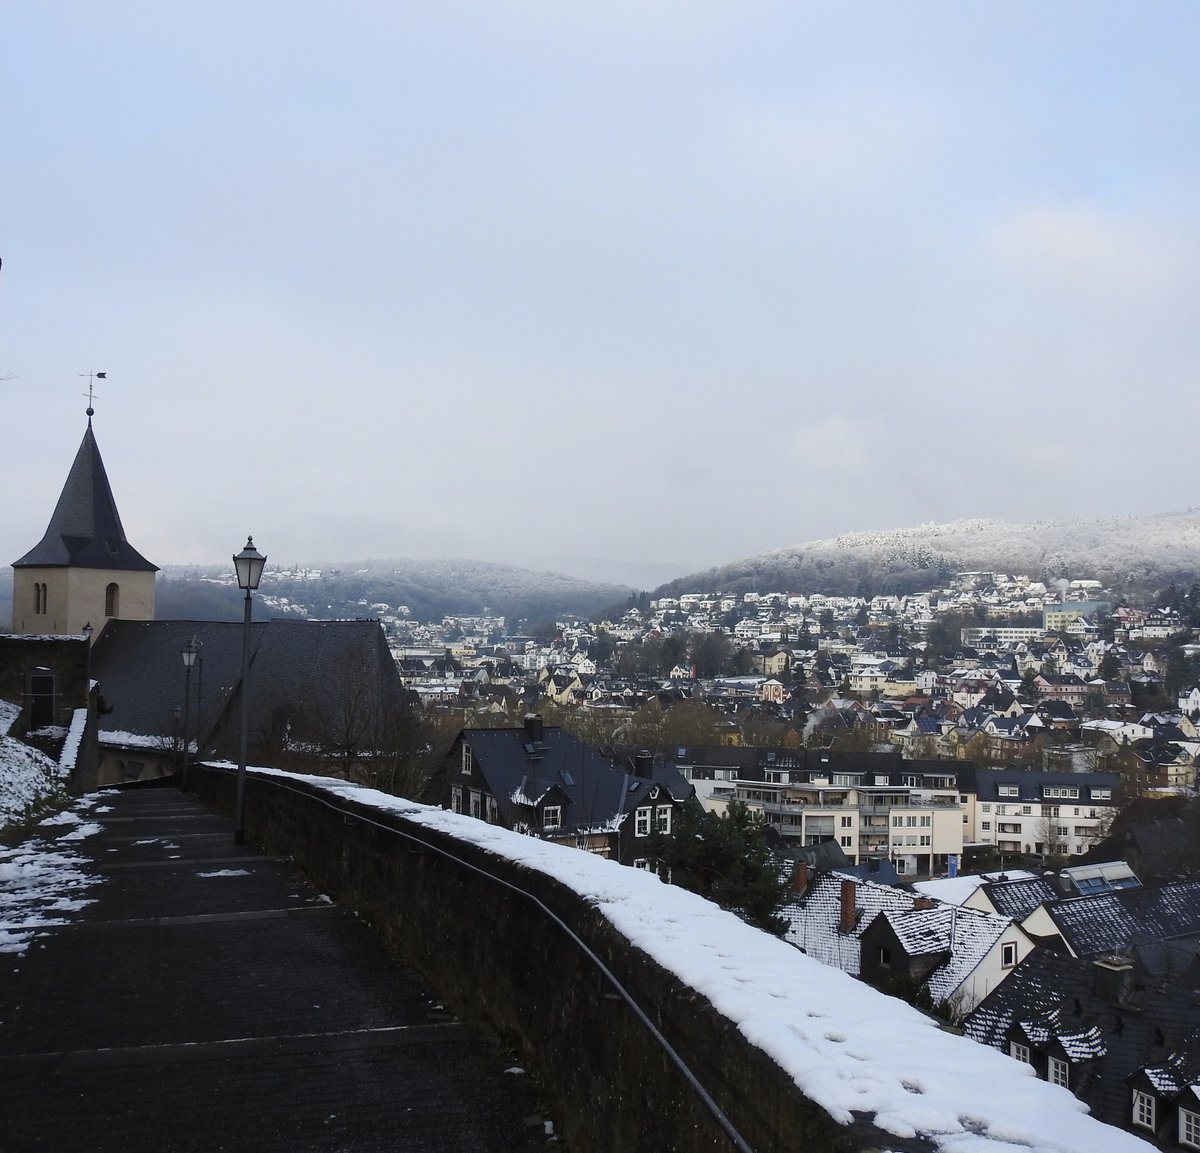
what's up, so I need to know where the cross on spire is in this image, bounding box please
[79,370,107,418]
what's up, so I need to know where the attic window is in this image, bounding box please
[1132,1091,1156,1131]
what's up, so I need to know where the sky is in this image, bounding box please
[4,3,1199,586]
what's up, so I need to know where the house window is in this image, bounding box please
[1091,788,1111,801]
[1132,1091,1156,1131]
[998,785,1018,797]
[543,805,562,830]
[982,804,991,813]
[1048,1057,1068,1088]
[1023,805,1033,815]
[982,821,991,831]
[105,582,119,617]
[895,859,907,874]
[656,805,672,834]
[460,744,473,775]
[485,796,498,823]
[635,807,651,837]
[1001,941,1017,968]
[469,791,482,820]
[633,858,650,870]
[919,835,931,846]
[841,815,853,827]
[1180,1107,1200,1149]
[1010,1042,1030,1064]
[450,785,462,814]
[919,815,931,827]
[840,836,852,847]
[878,946,891,968]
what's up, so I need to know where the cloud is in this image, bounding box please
[982,204,1180,297]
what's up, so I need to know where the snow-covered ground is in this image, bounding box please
[0,796,106,955]
[247,766,1153,1153]
[0,700,70,829]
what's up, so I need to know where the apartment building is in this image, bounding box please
[957,766,1121,861]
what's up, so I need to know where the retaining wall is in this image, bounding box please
[191,764,929,1153]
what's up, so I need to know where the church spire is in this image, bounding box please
[12,418,157,572]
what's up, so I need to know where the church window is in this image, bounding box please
[105,583,119,617]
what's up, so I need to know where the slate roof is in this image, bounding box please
[782,871,1014,1005]
[89,617,407,760]
[980,876,1070,919]
[12,421,157,572]
[1043,880,1200,957]
[459,726,688,836]
[965,947,1200,1129]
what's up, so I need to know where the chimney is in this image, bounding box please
[635,750,653,777]
[524,713,544,743]
[792,861,810,896]
[839,878,857,934]
[1092,953,1134,1002]
[912,896,934,911]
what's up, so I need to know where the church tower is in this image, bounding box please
[10,409,157,636]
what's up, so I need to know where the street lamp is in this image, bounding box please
[233,536,266,845]
[180,637,199,792]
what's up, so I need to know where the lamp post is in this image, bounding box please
[233,536,266,845]
[180,637,199,792]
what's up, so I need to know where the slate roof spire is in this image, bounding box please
[12,417,158,572]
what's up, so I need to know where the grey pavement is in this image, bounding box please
[0,786,550,1152]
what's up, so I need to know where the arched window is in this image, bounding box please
[105,582,119,618]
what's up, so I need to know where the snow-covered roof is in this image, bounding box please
[914,870,1038,906]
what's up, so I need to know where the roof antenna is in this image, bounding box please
[79,370,107,420]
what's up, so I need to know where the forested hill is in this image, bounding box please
[154,557,632,625]
[653,513,1200,600]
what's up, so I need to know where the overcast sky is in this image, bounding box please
[4,3,1199,585]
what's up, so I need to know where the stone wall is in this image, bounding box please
[191,764,930,1153]
[0,634,91,732]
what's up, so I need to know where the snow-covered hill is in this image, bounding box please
[657,511,1200,598]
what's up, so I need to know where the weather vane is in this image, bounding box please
[80,370,107,417]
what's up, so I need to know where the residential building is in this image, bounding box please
[441,715,692,866]
[958,765,1121,862]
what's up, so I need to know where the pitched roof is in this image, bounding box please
[89,617,407,759]
[965,948,1200,1129]
[980,876,1068,919]
[460,726,683,835]
[12,421,157,572]
[782,871,1013,1003]
[1043,880,1200,957]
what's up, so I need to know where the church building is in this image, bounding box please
[10,409,157,636]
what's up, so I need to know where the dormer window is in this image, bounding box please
[1180,1106,1200,1149]
[543,805,562,830]
[1132,1090,1156,1131]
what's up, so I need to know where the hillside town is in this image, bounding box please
[5,417,1200,1152]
